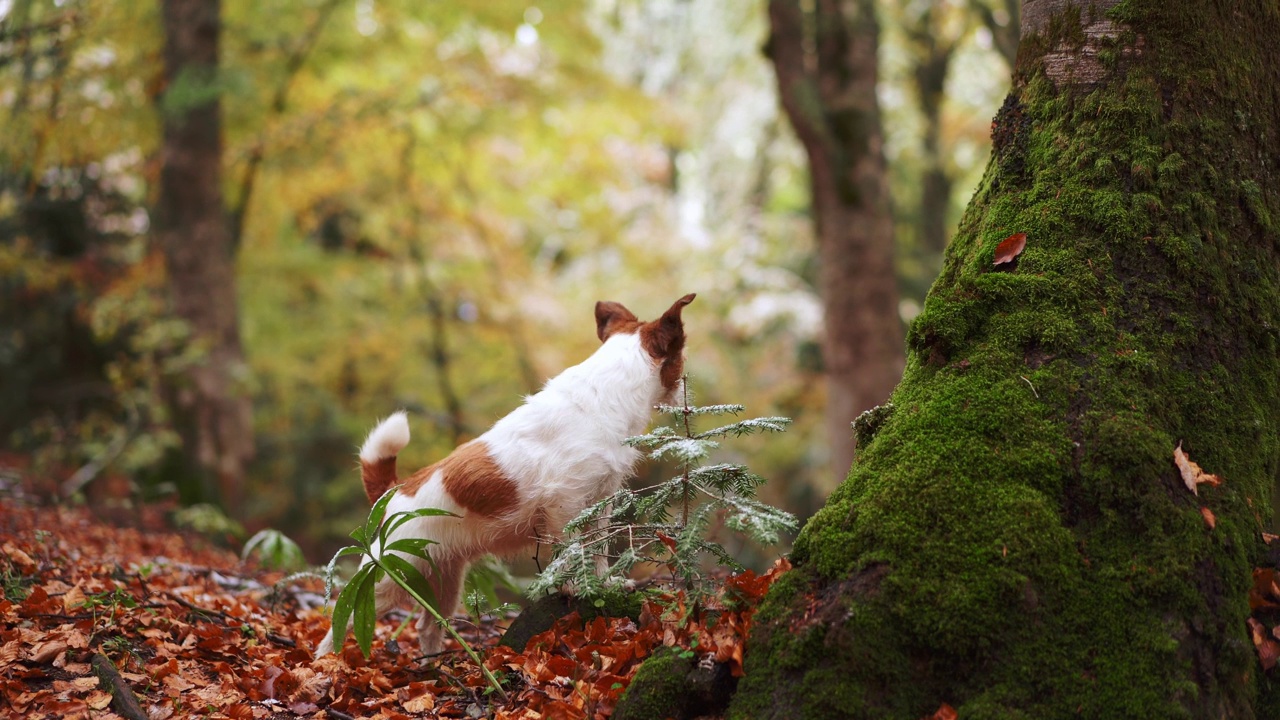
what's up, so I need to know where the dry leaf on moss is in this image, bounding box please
[993,232,1026,265]
[1200,507,1216,529]
[1175,441,1222,495]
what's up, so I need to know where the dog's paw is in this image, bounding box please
[315,632,335,657]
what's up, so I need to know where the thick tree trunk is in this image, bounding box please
[765,0,905,482]
[733,0,1280,717]
[155,0,253,510]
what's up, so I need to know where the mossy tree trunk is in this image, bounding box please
[156,0,254,511]
[765,0,905,483]
[733,0,1280,717]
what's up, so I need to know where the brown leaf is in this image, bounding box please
[62,583,86,614]
[1175,442,1223,495]
[85,690,113,710]
[2,541,37,573]
[923,703,959,720]
[28,639,68,664]
[993,232,1027,266]
[1200,507,1216,529]
[1248,618,1280,670]
[1250,569,1280,611]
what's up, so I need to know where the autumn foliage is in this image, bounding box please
[1,502,788,719]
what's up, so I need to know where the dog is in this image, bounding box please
[316,293,695,657]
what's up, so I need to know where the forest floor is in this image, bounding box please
[0,499,787,720]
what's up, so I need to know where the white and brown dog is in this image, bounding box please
[316,293,695,657]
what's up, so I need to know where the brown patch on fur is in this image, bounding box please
[398,440,519,517]
[640,293,696,393]
[441,441,519,517]
[361,456,399,504]
[595,301,641,341]
[399,463,437,498]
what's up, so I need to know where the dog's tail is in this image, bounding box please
[359,411,410,504]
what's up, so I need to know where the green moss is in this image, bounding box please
[732,0,1280,716]
[613,646,737,720]
[614,648,693,720]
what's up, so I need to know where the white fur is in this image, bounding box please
[317,331,670,657]
[359,411,410,464]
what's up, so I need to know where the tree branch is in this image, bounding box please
[91,654,148,720]
[764,0,829,155]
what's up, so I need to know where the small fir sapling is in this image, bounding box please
[529,376,796,599]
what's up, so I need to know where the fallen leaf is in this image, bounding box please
[993,232,1027,266]
[923,702,959,720]
[28,639,67,664]
[1200,507,1216,529]
[3,542,37,573]
[1248,617,1280,670]
[1175,442,1222,495]
[1265,533,1279,545]
[1251,569,1280,611]
[62,583,86,613]
[86,690,113,710]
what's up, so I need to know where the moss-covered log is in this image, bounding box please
[733,0,1280,717]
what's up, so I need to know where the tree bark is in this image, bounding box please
[733,0,1280,716]
[155,0,253,510]
[765,0,905,483]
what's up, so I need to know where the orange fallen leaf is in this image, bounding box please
[1200,507,1216,529]
[28,639,67,664]
[85,690,113,711]
[923,702,959,720]
[1175,441,1222,495]
[993,232,1027,265]
[1250,569,1280,611]
[1264,532,1279,545]
[1248,617,1280,670]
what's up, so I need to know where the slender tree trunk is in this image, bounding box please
[765,0,905,482]
[733,0,1280,717]
[155,0,253,510]
[904,7,961,262]
[972,0,1021,68]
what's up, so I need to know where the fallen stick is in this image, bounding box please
[91,653,148,720]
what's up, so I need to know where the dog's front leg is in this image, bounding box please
[315,561,409,656]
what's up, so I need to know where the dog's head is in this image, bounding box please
[594,293,695,402]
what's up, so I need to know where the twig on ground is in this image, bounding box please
[91,653,148,720]
[166,592,237,622]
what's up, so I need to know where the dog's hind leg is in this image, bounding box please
[416,556,467,656]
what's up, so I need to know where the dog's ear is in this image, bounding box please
[641,293,696,360]
[595,301,640,342]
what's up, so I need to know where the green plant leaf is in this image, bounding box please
[363,486,400,545]
[384,536,438,560]
[380,553,440,612]
[378,507,458,546]
[352,565,379,658]
[330,562,373,656]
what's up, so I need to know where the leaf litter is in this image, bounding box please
[0,502,789,719]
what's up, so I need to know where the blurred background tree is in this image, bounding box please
[0,0,1009,563]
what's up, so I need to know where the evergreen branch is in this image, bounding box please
[695,416,792,439]
[656,403,745,417]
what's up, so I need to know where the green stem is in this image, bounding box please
[371,557,509,703]
[680,375,692,527]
